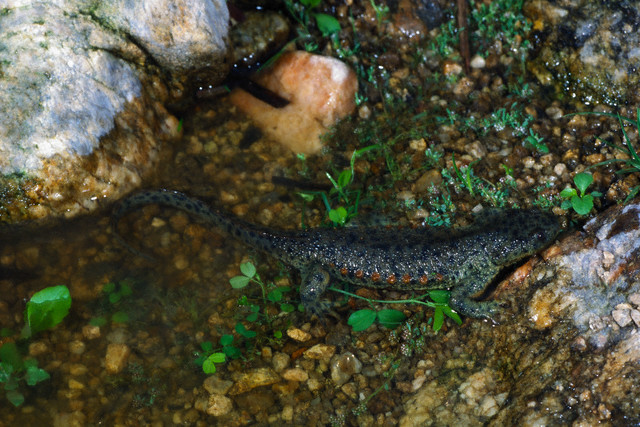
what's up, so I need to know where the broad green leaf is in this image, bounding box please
[223,345,242,359]
[26,285,72,335]
[300,0,321,7]
[329,207,348,225]
[571,194,593,215]
[202,358,216,374]
[240,262,256,278]
[235,322,257,339]
[220,334,234,346]
[6,389,24,407]
[376,309,407,328]
[103,282,116,294]
[574,172,593,195]
[229,275,250,289]
[0,342,23,373]
[433,306,444,332]
[442,306,463,325]
[209,353,226,364]
[280,303,295,313]
[90,317,107,327]
[25,365,50,386]
[246,312,258,322]
[347,309,377,332]
[200,341,213,352]
[560,188,577,199]
[111,311,129,323]
[314,13,341,37]
[267,288,283,302]
[428,289,450,304]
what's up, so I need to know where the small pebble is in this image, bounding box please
[470,55,485,68]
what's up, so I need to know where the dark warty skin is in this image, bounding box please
[112,190,561,319]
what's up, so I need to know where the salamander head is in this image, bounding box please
[482,209,560,265]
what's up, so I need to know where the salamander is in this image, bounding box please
[112,190,560,319]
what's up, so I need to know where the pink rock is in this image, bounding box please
[230,51,357,154]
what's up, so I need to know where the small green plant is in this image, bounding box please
[299,145,378,226]
[568,109,640,203]
[0,285,71,406]
[284,0,341,49]
[90,279,134,326]
[443,154,515,207]
[192,261,296,374]
[560,172,602,215]
[336,288,462,333]
[193,341,227,375]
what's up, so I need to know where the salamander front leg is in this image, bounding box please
[300,265,331,316]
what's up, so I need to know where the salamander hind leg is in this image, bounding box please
[449,269,503,320]
[300,265,332,316]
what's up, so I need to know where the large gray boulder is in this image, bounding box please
[0,0,229,223]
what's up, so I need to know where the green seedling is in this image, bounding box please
[560,172,602,215]
[193,341,227,375]
[0,285,71,406]
[336,288,462,333]
[446,154,514,207]
[91,279,134,326]
[299,145,378,226]
[568,109,640,203]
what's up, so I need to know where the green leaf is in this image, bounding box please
[298,192,315,202]
[0,361,14,382]
[200,341,213,352]
[202,358,217,374]
[574,172,593,196]
[246,312,259,322]
[220,334,234,347]
[25,365,50,386]
[280,303,295,313]
[90,316,107,327]
[26,285,72,336]
[240,262,256,278]
[0,342,23,373]
[442,306,463,325]
[267,288,283,302]
[103,282,116,294]
[209,353,226,364]
[337,169,353,189]
[300,0,321,7]
[433,306,444,332]
[223,345,242,359]
[376,309,407,328]
[229,275,251,289]
[428,289,450,304]
[6,389,24,407]
[108,292,121,304]
[560,187,577,199]
[347,309,377,332]
[120,283,133,297]
[274,330,283,339]
[111,311,129,323]
[235,322,257,339]
[329,207,348,225]
[314,13,341,37]
[571,194,594,215]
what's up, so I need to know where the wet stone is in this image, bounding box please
[287,327,311,342]
[282,368,308,382]
[330,352,362,387]
[229,367,280,395]
[206,393,233,417]
[105,343,130,374]
[203,375,233,395]
[82,324,101,339]
[304,344,336,363]
[271,352,290,372]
